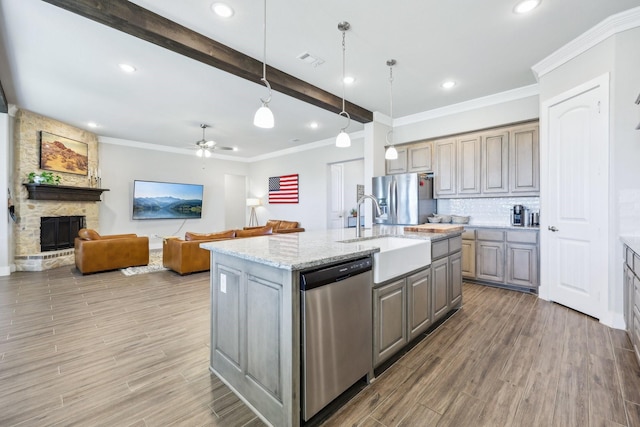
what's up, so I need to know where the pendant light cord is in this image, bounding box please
[260,0,272,104]
[386,60,396,145]
[339,26,351,130]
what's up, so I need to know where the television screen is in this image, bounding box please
[132,180,204,220]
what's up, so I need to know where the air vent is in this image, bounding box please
[296,52,324,67]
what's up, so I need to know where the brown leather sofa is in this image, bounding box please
[163,226,276,275]
[243,219,305,234]
[74,228,149,274]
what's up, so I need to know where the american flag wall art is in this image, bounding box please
[268,174,299,204]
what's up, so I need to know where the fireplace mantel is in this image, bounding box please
[23,184,109,202]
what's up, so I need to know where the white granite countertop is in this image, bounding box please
[200,225,458,271]
[621,235,640,255]
[464,222,540,230]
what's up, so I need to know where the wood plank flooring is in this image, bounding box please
[0,267,638,426]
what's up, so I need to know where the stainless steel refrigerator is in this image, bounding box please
[372,173,436,225]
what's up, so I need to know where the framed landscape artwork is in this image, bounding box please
[39,131,89,176]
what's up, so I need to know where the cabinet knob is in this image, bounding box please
[548,226,558,232]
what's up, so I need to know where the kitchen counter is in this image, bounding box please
[200,225,455,271]
[621,235,640,255]
[463,222,541,230]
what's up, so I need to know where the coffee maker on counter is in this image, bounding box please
[512,204,525,226]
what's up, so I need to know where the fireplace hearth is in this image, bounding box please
[40,216,86,252]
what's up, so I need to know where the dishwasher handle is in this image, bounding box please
[300,257,372,291]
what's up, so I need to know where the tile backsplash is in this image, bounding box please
[437,197,540,226]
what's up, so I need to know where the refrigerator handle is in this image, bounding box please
[391,179,398,220]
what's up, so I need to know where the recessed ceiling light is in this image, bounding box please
[118,63,136,73]
[514,0,541,14]
[441,80,456,89]
[343,76,355,85]
[211,2,234,18]
[87,122,98,128]
[309,122,319,129]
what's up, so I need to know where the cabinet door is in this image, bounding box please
[481,131,509,194]
[373,279,407,367]
[449,251,463,308]
[407,268,432,340]
[476,241,505,283]
[385,146,408,174]
[457,134,481,196]
[408,142,433,172]
[431,257,449,321]
[506,243,538,288]
[624,263,633,333]
[461,239,476,278]
[434,139,457,197]
[509,123,539,194]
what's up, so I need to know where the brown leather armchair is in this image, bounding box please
[162,229,236,275]
[74,228,149,274]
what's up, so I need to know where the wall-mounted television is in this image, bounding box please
[132,180,204,220]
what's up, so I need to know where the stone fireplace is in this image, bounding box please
[40,215,86,252]
[12,109,100,271]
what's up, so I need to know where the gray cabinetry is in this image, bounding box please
[407,268,433,341]
[467,228,539,292]
[408,141,433,172]
[431,235,463,322]
[434,138,457,196]
[432,121,539,198]
[457,134,481,196]
[622,244,640,364]
[385,146,408,174]
[431,257,449,320]
[481,130,509,194]
[509,123,540,194]
[373,278,407,367]
[476,230,505,283]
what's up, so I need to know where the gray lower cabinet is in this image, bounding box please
[622,244,640,364]
[373,278,408,367]
[464,227,539,291]
[373,234,462,368]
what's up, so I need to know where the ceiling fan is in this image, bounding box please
[194,124,236,157]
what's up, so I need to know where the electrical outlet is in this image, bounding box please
[151,233,160,239]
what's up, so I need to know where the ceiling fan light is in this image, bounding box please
[254,104,274,128]
[196,148,204,157]
[385,146,398,160]
[336,130,351,148]
[204,149,212,158]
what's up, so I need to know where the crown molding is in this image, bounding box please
[532,6,640,80]
[394,84,539,127]
[248,130,365,162]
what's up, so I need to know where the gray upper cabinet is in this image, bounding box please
[385,146,408,174]
[430,121,539,198]
[457,134,481,195]
[509,123,540,194]
[481,131,509,194]
[408,141,433,172]
[434,138,457,196]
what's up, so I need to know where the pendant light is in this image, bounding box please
[385,59,398,160]
[253,0,274,128]
[336,21,351,148]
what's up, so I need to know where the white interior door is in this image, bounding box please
[328,164,344,229]
[540,74,609,319]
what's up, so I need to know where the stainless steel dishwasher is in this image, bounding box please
[300,257,373,422]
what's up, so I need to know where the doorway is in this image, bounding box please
[224,174,247,230]
[540,74,609,319]
[327,159,364,229]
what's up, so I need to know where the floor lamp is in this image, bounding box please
[247,198,261,227]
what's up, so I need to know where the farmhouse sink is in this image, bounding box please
[346,237,431,284]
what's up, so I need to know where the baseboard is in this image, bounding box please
[601,310,626,330]
[0,264,11,276]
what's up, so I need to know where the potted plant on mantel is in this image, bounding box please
[27,171,61,185]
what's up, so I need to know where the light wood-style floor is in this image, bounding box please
[1,267,639,426]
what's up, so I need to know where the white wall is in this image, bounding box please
[537,27,640,326]
[247,136,364,231]
[99,139,249,248]
[342,159,365,217]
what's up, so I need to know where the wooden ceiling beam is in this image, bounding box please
[41,0,373,123]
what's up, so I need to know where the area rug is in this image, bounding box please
[121,250,167,276]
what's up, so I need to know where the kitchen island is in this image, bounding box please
[201,226,462,427]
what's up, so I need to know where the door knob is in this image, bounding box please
[548,226,558,232]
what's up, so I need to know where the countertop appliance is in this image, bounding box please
[372,173,436,225]
[300,257,373,422]
[512,204,525,226]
